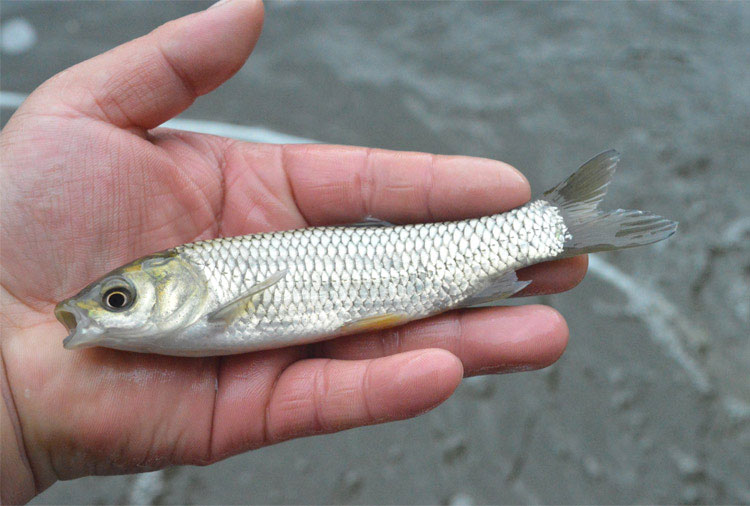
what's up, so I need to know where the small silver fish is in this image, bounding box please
[55,151,677,356]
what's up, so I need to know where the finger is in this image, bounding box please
[26,0,263,130]
[209,349,462,458]
[514,255,589,297]
[278,144,531,225]
[314,305,569,376]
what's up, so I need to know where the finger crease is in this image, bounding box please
[359,147,376,218]
[279,145,316,226]
[425,154,438,222]
[154,43,199,103]
[215,141,233,237]
[206,356,222,463]
[360,359,377,423]
[312,361,331,434]
[454,311,467,371]
[262,363,288,446]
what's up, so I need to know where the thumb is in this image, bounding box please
[25,0,263,130]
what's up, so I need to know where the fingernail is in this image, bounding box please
[208,0,232,9]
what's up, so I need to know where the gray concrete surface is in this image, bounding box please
[2,1,748,504]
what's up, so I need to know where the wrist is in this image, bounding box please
[1,353,39,505]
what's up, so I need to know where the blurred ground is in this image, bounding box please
[2,1,749,504]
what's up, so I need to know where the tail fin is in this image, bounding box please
[543,150,678,256]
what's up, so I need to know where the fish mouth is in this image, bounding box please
[55,308,78,332]
[55,301,101,349]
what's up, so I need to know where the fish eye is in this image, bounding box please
[102,287,134,311]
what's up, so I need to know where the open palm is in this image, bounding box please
[0,1,585,502]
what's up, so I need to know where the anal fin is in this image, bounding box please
[460,271,531,307]
[341,313,410,333]
[207,270,287,325]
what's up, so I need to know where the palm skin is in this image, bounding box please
[0,1,586,502]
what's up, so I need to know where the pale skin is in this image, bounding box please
[0,1,588,503]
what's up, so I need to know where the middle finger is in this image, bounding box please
[312,304,569,376]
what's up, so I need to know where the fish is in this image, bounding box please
[54,150,677,356]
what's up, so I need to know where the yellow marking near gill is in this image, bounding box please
[148,262,174,280]
[146,256,184,298]
[76,299,101,312]
[342,313,410,333]
[121,262,143,274]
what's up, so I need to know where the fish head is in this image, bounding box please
[55,252,209,352]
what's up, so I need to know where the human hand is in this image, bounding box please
[0,1,586,502]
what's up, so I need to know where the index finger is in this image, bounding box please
[279,144,531,225]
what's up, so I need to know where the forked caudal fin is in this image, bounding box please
[543,150,678,256]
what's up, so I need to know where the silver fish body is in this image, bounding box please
[55,151,677,356]
[163,200,566,355]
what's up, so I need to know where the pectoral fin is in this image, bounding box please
[460,271,531,307]
[207,270,287,325]
[341,312,410,333]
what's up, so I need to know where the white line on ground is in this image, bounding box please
[588,256,711,393]
[0,91,27,108]
[0,91,313,144]
[127,470,165,506]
